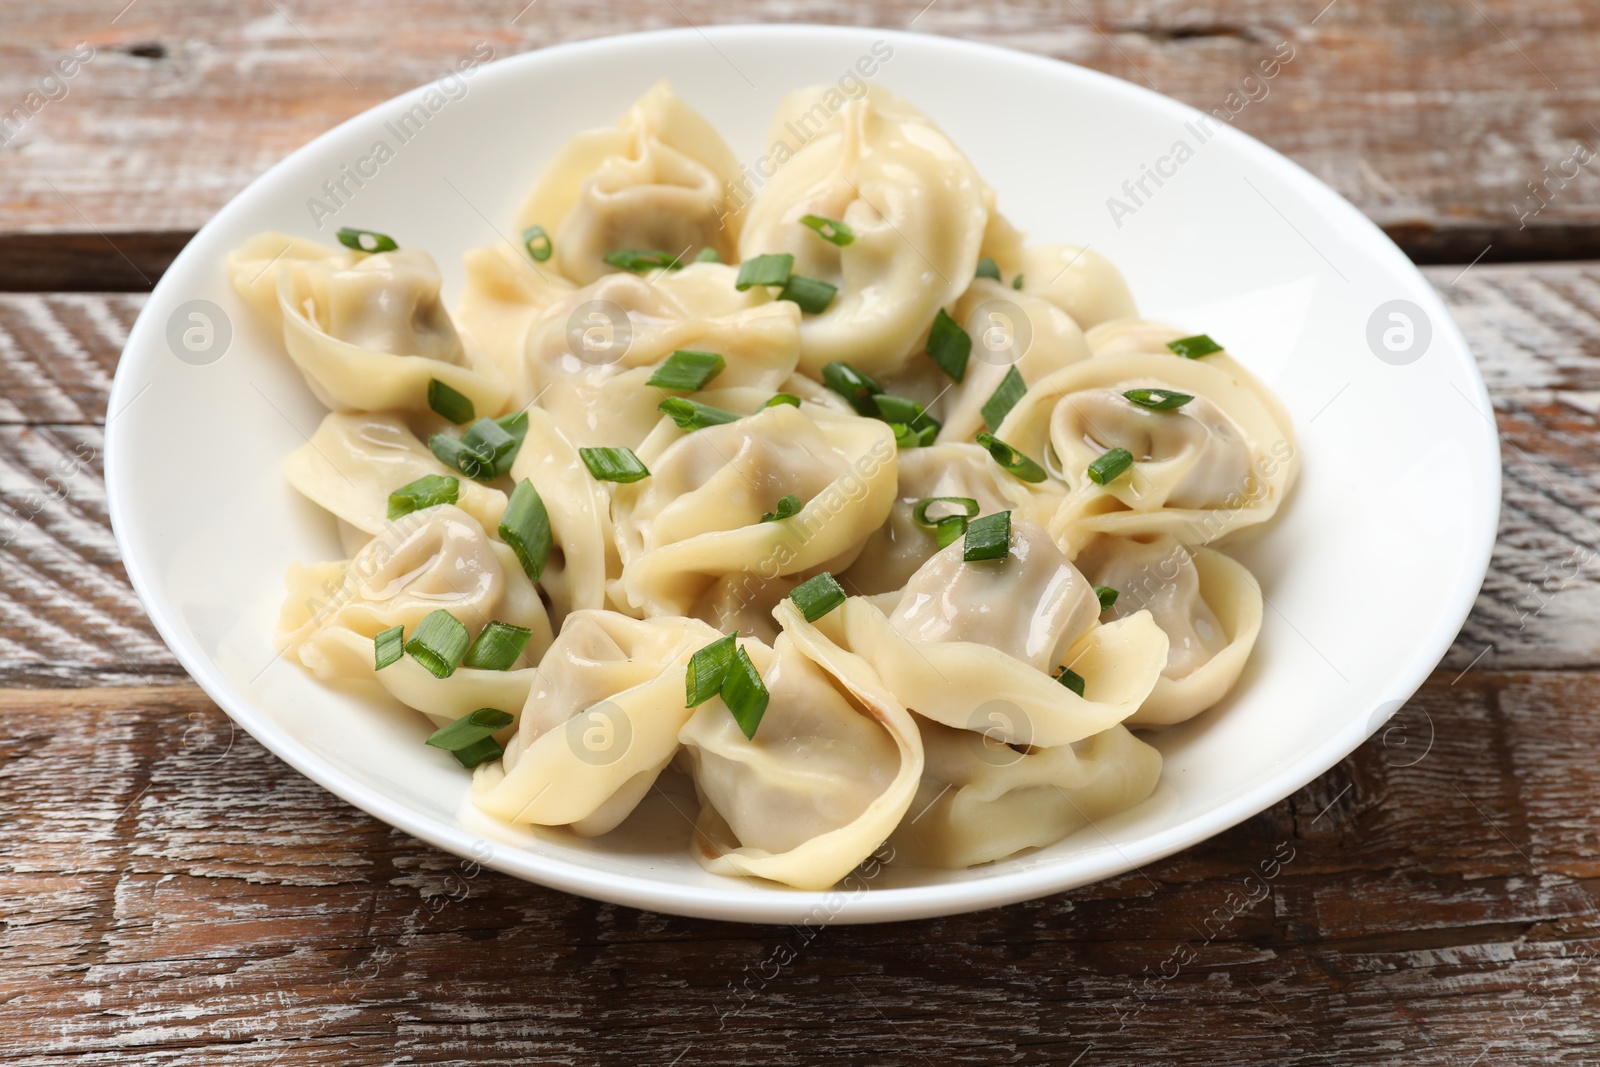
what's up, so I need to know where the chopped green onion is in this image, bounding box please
[604,249,684,273]
[694,246,722,263]
[1086,447,1134,486]
[387,474,459,521]
[430,412,527,482]
[405,609,471,679]
[934,517,967,548]
[647,349,726,392]
[762,494,800,522]
[913,497,979,548]
[686,632,736,707]
[912,497,981,526]
[980,365,1027,430]
[462,621,534,671]
[374,624,404,670]
[579,446,650,483]
[789,572,846,623]
[427,378,475,424]
[336,227,397,253]
[891,422,939,449]
[1123,388,1195,411]
[975,431,1049,483]
[975,257,1001,281]
[925,307,971,383]
[722,645,770,740]
[821,361,883,416]
[1167,334,1223,359]
[499,479,552,583]
[446,735,505,768]
[1096,586,1119,611]
[800,214,855,246]
[521,225,552,262]
[426,707,514,767]
[1055,666,1086,697]
[765,393,801,408]
[658,396,741,430]
[778,274,837,314]
[873,393,934,429]
[735,253,793,290]
[962,510,1012,562]
[1012,273,1024,290]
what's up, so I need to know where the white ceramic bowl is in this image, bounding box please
[106,25,1500,923]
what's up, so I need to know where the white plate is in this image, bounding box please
[106,25,1500,923]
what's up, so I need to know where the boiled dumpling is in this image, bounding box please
[283,411,508,537]
[679,600,923,890]
[473,610,722,835]
[278,504,551,676]
[515,81,743,285]
[275,247,510,416]
[611,402,896,616]
[1019,245,1138,330]
[888,716,1161,868]
[517,264,800,447]
[839,517,1169,746]
[737,86,990,379]
[993,352,1297,554]
[1075,534,1264,725]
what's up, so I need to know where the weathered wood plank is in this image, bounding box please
[1,0,1598,268]
[1,265,1596,681]
[0,671,1594,1063]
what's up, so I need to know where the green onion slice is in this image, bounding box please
[522,225,552,262]
[1012,273,1024,290]
[658,396,741,430]
[405,609,471,679]
[336,227,397,253]
[975,431,1049,483]
[387,473,458,521]
[426,707,514,767]
[499,479,552,583]
[427,378,475,424]
[374,624,404,670]
[1167,334,1223,359]
[765,392,801,408]
[789,572,846,623]
[647,349,726,392]
[975,257,1001,281]
[962,510,1012,562]
[926,307,971,383]
[914,497,979,548]
[1086,447,1134,486]
[913,497,980,527]
[1055,666,1086,697]
[800,214,855,246]
[694,246,722,264]
[686,632,736,707]
[604,249,684,273]
[821,361,883,416]
[579,446,650,483]
[891,422,938,449]
[430,412,528,482]
[980,365,1027,430]
[1123,388,1195,411]
[762,494,801,522]
[778,274,837,314]
[1096,586,1119,611]
[873,393,935,429]
[462,621,534,671]
[735,253,794,290]
[722,645,770,740]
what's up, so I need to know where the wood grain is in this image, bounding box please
[0,672,1594,1064]
[2,0,1599,277]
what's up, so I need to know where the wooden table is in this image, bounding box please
[3,3,1597,1063]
